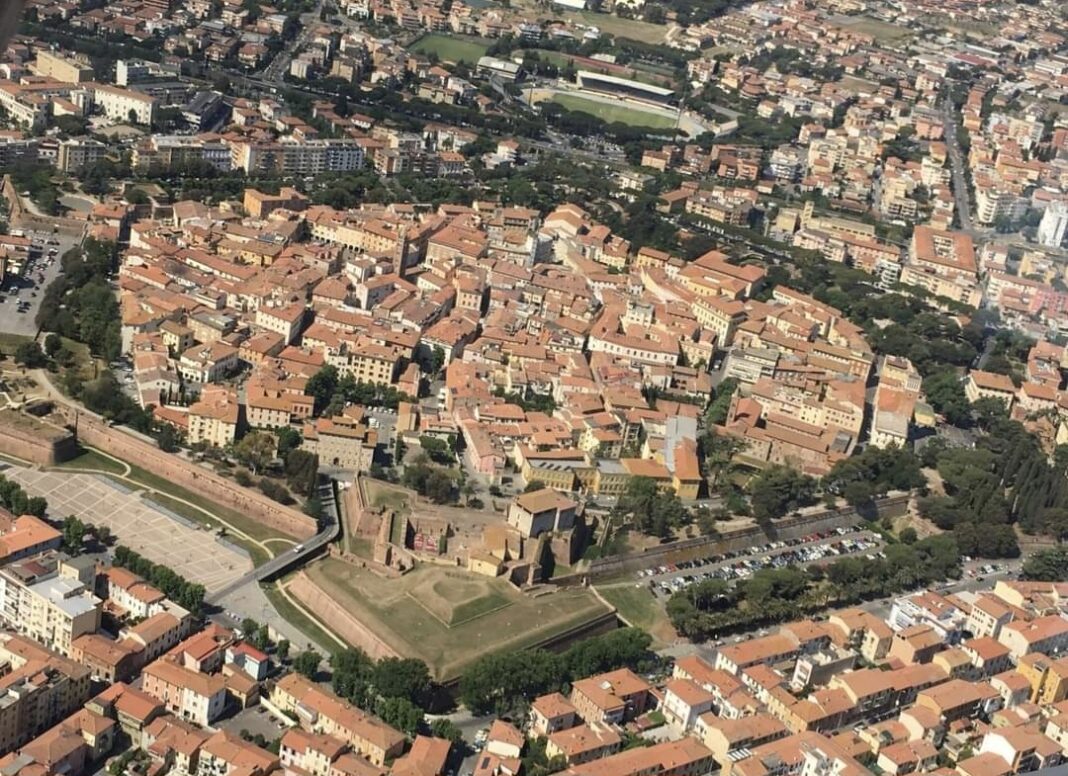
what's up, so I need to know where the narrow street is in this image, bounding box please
[942,99,975,233]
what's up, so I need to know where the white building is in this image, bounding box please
[1038,201,1068,249]
[80,83,159,125]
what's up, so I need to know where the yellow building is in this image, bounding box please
[270,674,404,766]
[34,51,94,84]
[187,389,240,447]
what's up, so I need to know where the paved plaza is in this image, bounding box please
[3,466,252,593]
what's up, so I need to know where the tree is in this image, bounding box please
[375,696,423,737]
[614,477,687,538]
[923,370,972,426]
[373,658,432,707]
[748,465,817,523]
[285,450,319,496]
[305,366,339,415]
[458,628,653,716]
[235,432,277,475]
[96,525,112,545]
[701,433,743,491]
[972,396,1009,428]
[705,378,739,426]
[62,515,86,554]
[157,424,180,453]
[429,718,463,745]
[1023,547,1068,581]
[14,342,47,368]
[524,480,546,493]
[293,650,322,679]
[43,333,62,357]
[419,436,454,465]
[276,427,302,458]
[259,478,294,505]
[252,624,271,652]
[428,345,446,375]
[276,640,290,660]
[425,470,456,504]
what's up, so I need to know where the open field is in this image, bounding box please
[550,94,677,130]
[0,333,31,357]
[829,14,913,41]
[305,558,612,679]
[410,34,491,64]
[562,10,668,42]
[595,582,676,647]
[837,75,880,96]
[363,478,412,516]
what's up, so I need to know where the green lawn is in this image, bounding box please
[562,10,668,42]
[263,581,344,657]
[410,34,491,64]
[595,583,675,647]
[54,448,127,475]
[364,479,412,516]
[0,333,31,357]
[551,94,676,130]
[305,558,612,680]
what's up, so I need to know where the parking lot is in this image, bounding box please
[0,228,79,337]
[2,465,252,594]
[639,526,883,598]
[219,704,291,741]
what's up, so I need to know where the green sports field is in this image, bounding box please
[410,34,491,64]
[550,94,677,131]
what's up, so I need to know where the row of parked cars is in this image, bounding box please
[637,525,869,580]
[641,527,883,597]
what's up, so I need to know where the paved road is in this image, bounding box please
[976,331,997,371]
[261,2,324,82]
[212,582,325,655]
[942,100,975,233]
[206,478,340,604]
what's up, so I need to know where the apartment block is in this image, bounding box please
[0,553,102,656]
[270,674,404,766]
[142,657,227,727]
[0,634,93,754]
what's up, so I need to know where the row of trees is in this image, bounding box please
[668,534,961,640]
[328,649,439,737]
[458,628,656,717]
[112,545,206,615]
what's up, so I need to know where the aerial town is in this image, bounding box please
[0,0,1063,773]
